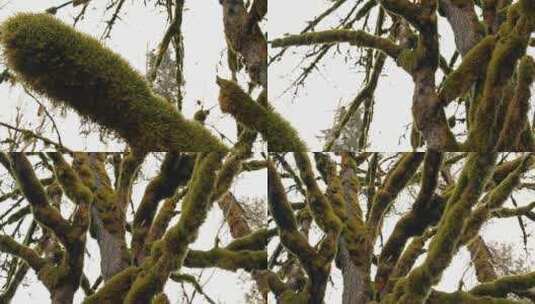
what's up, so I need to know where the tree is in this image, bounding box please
[270,0,535,151]
[0,152,270,303]
[0,0,268,152]
[267,152,535,304]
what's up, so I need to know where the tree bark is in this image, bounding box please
[50,285,75,304]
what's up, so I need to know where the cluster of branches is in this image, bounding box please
[271,0,535,151]
[267,152,535,304]
[0,151,270,304]
[0,0,275,152]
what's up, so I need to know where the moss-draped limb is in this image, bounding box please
[496,55,535,150]
[151,293,169,304]
[225,228,276,251]
[83,266,142,304]
[267,161,317,268]
[8,153,72,246]
[145,189,186,248]
[123,152,224,304]
[217,78,306,151]
[367,153,424,229]
[0,13,227,152]
[385,153,497,304]
[47,153,93,240]
[375,152,444,293]
[428,290,527,304]
[293,153,342,249]
[384,229,436,294]
[466,5,535,150]
[493,201,535,219]
[379,0,426,30]
[271,30,402,60]
[267,161,331,303]
[212,129,257,201]
[0,235,46,272]
[115,152,145,209]
[469,271,535,298]
[184,248,267,272]
[439,36,498,105]
[461,154,530,244]
[131,152,194,263]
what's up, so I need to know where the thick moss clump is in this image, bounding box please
[216,77,307,151]
[0,13,227,152]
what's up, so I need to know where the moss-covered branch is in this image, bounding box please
[439,36,498,105]
[0,234,46,272]
[496,55,535,150]
[461,155,530,244]
[466,4,535,150]
[428,290,527,304]
[271,29,402,59]
[47,153,93,239]
[8,153,73,246]
[367,153,424,229]
[131,152,193,263]
[217,78,306,151]
[83,266,142,304]
[267,161,318,268]
[385,153,497,304]
[268,160,332,303]
[375,152,443,293]
[293,153,342,257]
[0,13,227,152]
[184,248,266,272]
[470,271,535,298]
[123,152,224,304]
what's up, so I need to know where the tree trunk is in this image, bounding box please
[91,206,129,281]
[337,243,371,304]
[50,285,75,304]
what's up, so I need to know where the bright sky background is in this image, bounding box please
[0,153,267,304]
[0,0,251,151]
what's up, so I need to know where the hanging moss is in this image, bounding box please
[0,13,227,152]
[216,78,307,151]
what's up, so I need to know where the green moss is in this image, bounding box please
[0,13,227,152]
[466,3,533,150]
[216,77,307,151]
[496,56,535,149]
[388,153,497,304]
[439,36,497,104]
[124,153,224,303]
[83,267,141,304]
[151,293,169,304]
[185,248,267,271]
